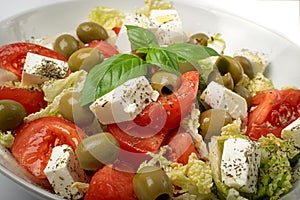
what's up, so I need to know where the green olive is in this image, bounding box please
[0,100,26,131]
[133,166,172,200]
[207,69,223,85]
[76,22,108,43]
[75,132,119,171]
[207,70,234,90]
[199,109,232,139]
[234,85,252,109]
[215,55,244,84]
[53,34,80,59]
[234,56,254,79]
[58,91,94,126]
[189,33,209,46]
[151,71,181,96]
[179,62,198,74]
[222,73,234,90]
[68,48,104,72]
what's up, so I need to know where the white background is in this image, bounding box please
[0,0,299,199]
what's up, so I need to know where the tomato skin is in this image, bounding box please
[246,88,300,140]
[112,27,121,35]
[107,123,168,153]
[0,42,67,79]
[0,87,47,115]
[134,71,199,131]
[166,129,199,165]
[85,40,119,58]
[84,165,137,200]
[11,116,87,179]
[107,123,169,169]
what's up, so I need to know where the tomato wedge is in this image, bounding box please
[11,116,87,179]
[0,86,47,115]
[246,88,300,140]
[0,42,67,79]
[166,129,199,165]
[84,165,137,200]
[85,40,119,58]
[134,71,199,131]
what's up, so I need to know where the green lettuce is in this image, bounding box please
[24,70,87,122]
[254,135,300,200]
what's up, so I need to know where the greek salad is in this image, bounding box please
[0,0,299,200]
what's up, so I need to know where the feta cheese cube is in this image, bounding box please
[22,52,69,85]
[221,137,260,193]
[281,117,300,148]
[200,81,248,119]
[149,9,188,45]
[44,145,89,200]
[90,76,159,124]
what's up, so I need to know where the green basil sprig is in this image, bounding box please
[81,25,219,106]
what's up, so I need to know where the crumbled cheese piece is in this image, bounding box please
[90,76,159,124]
[43,145,89,200]
[221,137,260,193]
[22,52,69,85]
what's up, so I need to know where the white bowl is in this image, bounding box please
[0,0,299,199]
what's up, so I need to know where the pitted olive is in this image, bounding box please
[199,109,232,139]
[234,85,252,109]
[151,71,181,96]
[68,47,104,72]
[215,55,244,84]
[53,34,80,59]
[0,100,26,131]
[133,166,172,200]
[76,22,108,43]
[75,132,119,171]
[189,33,209,46]
[59,91,94,126]
[234,56,254,79]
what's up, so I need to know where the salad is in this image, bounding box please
[0,0,299,199]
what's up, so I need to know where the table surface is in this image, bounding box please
[0,0,299,199]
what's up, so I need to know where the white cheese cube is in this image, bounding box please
[149,9,188,45]
[200,81,247,119]
[44,145,89,200]
[22,52,69,85]
[281,117,300,148]
[116,13,152,53]
[233,49,269,75]
[221,137,260,193]
[90,76,159,125]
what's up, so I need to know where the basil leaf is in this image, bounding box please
[166,43,219,62]
[80,54,147,106]
[146,47,179,74]
[126,25,159,50]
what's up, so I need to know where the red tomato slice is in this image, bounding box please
[0,87,47,115]
[0,42,67,79]
[246,88,300,140]
[134,71,199,131]
[85,40,119,58]
[84,165,137,200]
[107,123,168,153]
[11,116,87,179]
[166,129,199,165]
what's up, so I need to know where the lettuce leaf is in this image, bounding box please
[254,135,300,200]
[24,70,87,122]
